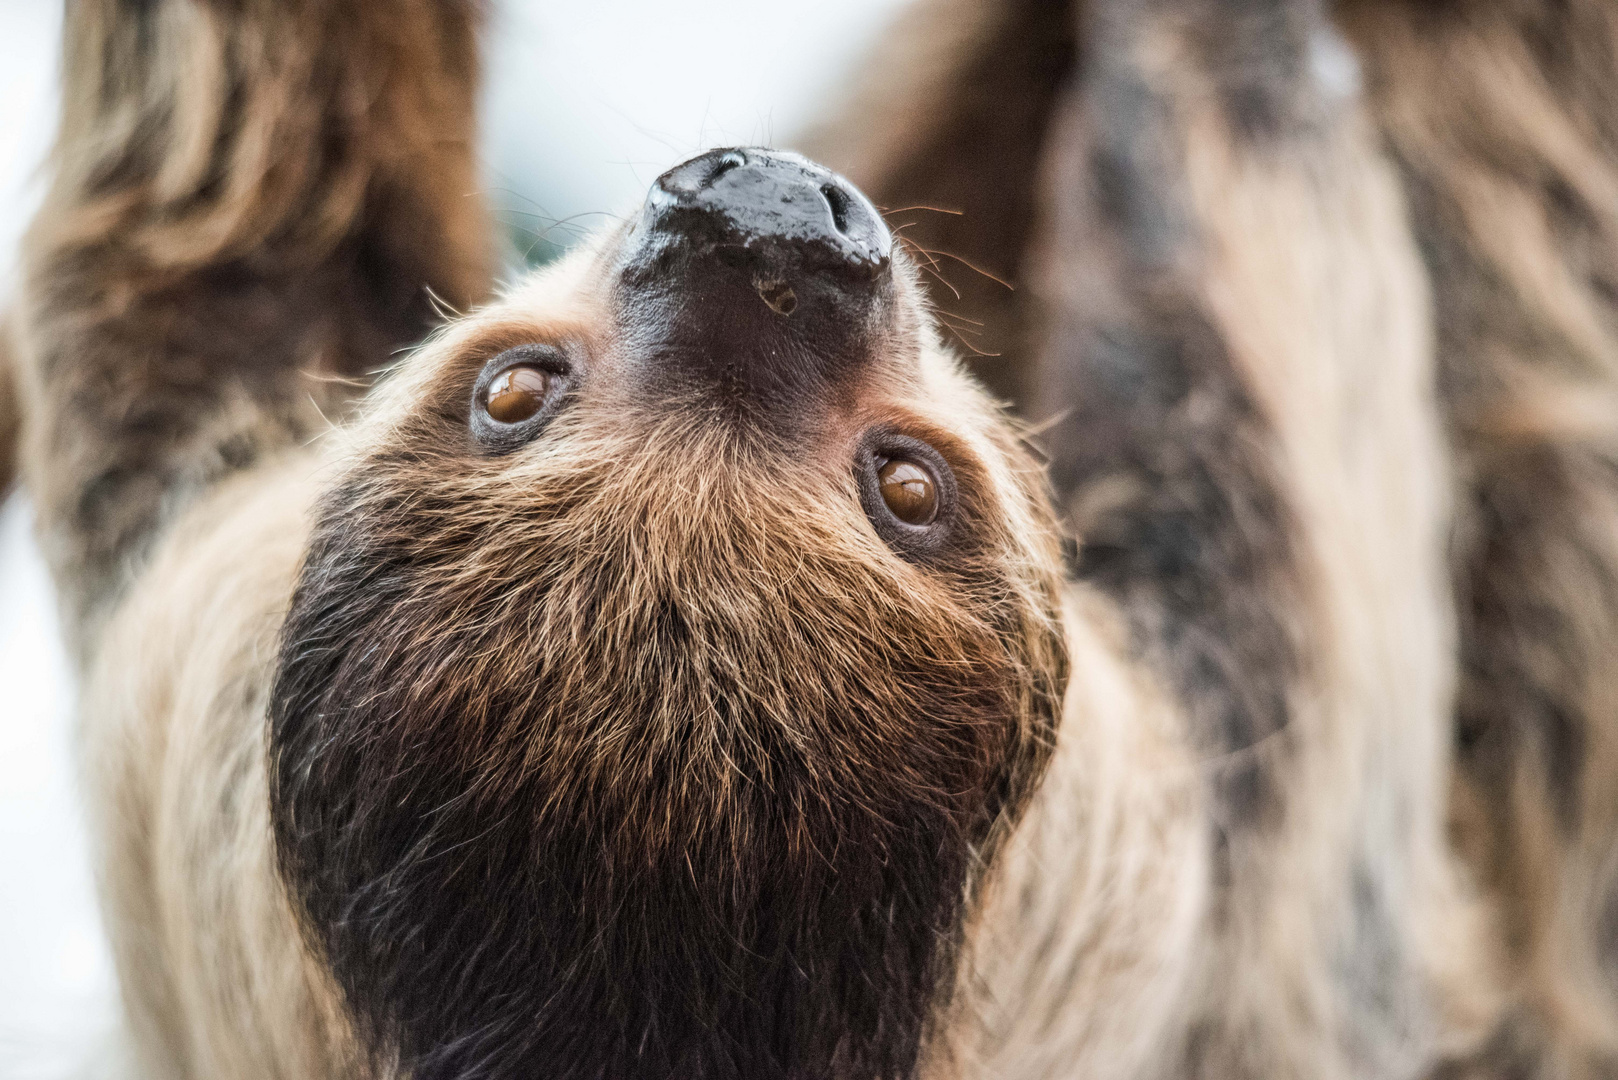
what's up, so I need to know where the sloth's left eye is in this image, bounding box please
[857,431,956,558]
[485,366,552,423]
[470,345,571,451]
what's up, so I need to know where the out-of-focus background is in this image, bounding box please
[0,2,907,1074]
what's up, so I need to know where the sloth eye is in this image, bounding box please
[876,458,938,525]
[857,432,955,558]
[469,344,572,451]
[484,365,552,424]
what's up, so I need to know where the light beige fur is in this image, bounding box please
[1177,77,1500,1077]
[81,457,355,1080]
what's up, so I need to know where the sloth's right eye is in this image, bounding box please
[485,365,552,423]
[856,430,957,559]
[470,345,571,451]
[876,458,939,525]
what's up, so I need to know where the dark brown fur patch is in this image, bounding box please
[269,373,1067,1077]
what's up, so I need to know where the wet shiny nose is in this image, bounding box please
[613,148,898,421]
[644,148,891,277]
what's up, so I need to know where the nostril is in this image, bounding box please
[821,183,851,235]
[708,150,747,187]
[756,279,797,316]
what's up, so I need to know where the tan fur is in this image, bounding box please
[1173,75,1500,1076]
[1339,1,1618,1071]
[82,457,354,1080]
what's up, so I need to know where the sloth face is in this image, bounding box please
[271,150,1067,1079]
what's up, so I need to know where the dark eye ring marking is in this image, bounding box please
[469,344,573,452]
[856,429,957,559]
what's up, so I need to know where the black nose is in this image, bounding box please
[614,149,897,425]
[645,148,891,277]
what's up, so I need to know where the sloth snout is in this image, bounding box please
[613,148,899,419]
[645,147,891,279]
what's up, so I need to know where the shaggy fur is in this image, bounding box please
[16,0,1618,1077]
[1340,2,1618,1072]
[19,0,491,657]
[821,0,1618,1075]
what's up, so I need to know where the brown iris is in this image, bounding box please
[484,365,552,423]
[877,458,938,525]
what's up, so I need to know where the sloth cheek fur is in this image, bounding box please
[268,220,1069,1076]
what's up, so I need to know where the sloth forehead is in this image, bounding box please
[344,228,1039,535]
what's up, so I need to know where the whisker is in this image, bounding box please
[905,245,1015,291]
[880,203,965,217]
[896,236,964,300]
[916,261,963,301]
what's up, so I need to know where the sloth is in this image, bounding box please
[9,0,1618,1078]
[20,4,1072,1077]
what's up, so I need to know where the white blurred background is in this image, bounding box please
[0,1,907,1074]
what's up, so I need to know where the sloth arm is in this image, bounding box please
[818,0,1506,1075]
[16,0,491,663]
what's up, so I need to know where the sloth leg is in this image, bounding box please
[17,0,492,658]
[1024,0,1500,1075]
[1343,1,1618,1075]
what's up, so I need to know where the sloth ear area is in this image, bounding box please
[468,344,575,452]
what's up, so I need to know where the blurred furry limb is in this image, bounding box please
[19,0,492,657]
[817,0,1618,1075]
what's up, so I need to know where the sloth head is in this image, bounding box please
[271,149,1067,1080]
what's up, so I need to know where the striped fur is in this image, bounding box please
[1342,2,1618,1072]
[819,0,1618,1075]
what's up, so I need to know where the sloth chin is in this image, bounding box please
[270,149,1068,1079]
